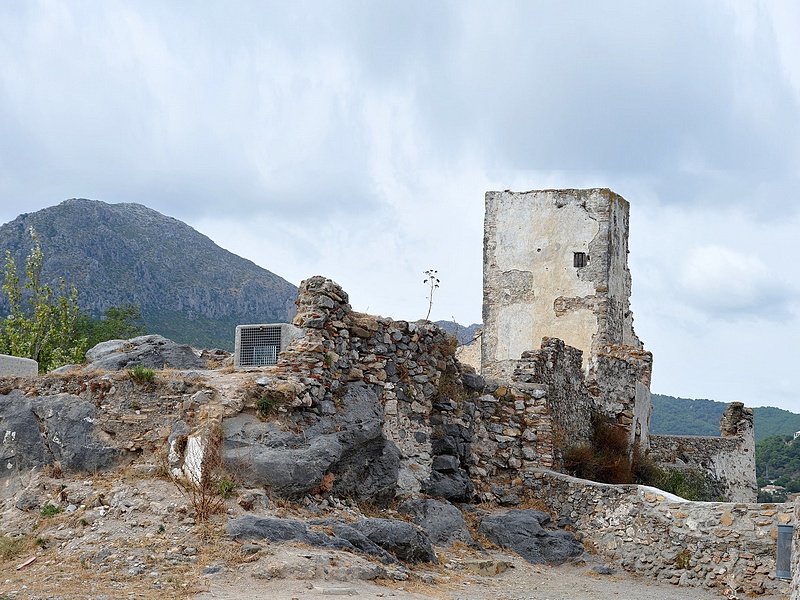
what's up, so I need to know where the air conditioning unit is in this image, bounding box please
[234,323,304,369]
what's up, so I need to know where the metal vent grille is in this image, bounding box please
[237,325,282,367]
[234,323,304,370]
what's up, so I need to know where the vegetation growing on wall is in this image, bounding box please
[565,412,719,501]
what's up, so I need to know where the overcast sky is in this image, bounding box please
[1,1,799,411]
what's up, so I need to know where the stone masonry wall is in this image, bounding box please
[523,469,791,597]
[466,337,653,504]
[254,275,468,496]
[650,403,757,503]
[512,338,594,464]
[588,344,653,449]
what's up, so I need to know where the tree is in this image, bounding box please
[75,304,146,350]
[0,227,85,372]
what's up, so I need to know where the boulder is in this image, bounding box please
[226,516,349,549]
[311,520,399,564]
[0,389,121,478]
[349,518,438,564]
[422,468,475,502]
[478,509,583,565]
[398,498,476,547]
[223,383,399,502]
[225,515,431,565]
[83,335,206,371]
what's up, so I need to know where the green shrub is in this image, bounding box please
[39,503,62,518]
[652,468,718,502]
[127,364,155,384]
[217,476,237,499]
[257,395,279,419]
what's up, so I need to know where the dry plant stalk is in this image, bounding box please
[172,424,232,522]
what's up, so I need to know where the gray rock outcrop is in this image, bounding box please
[348,518,438,564]
[222,383,399,502]
[225,515,436,564]
[83,334,207,371]
[478,509,584,565]
[0,389,121,478]
[398,498,476,547]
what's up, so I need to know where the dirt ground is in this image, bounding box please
[1,470,791,600]
[193,546,788,600]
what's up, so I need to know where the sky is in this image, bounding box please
[0,1,799,411]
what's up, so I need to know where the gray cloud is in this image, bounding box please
[1,1,799,409]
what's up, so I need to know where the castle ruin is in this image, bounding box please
[480,188,755,501]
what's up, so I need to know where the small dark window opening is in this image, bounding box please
[573,252,588,267]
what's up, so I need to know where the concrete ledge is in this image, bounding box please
[0,354,38,376]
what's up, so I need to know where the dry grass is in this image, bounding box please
[0,541,209,599]
[0,534,36,563]
[375,575,453,600]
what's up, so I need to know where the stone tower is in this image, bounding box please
[481,188,643,379]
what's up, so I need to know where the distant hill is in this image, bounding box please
[435,321,482,345]
[0,199,298,350]
[651,393,800,443]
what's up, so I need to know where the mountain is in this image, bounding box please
[435,321,482,345]
[0,199,298,350]
[651,393,800,443]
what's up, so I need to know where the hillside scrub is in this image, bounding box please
[565,412,718,501]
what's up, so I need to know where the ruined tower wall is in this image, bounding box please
[482,188,641,380]
[648,402,757,503]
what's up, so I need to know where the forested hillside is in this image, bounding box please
[650,394,725,437]
[756,435,800,500]
[651,394,800,442]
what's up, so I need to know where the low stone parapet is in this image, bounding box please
[523,469,791,596]
[0,354,37,376]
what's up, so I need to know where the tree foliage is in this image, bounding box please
[75,304,145,350]
[755,434,800,500]
[0,228,85,372]
[0,228,146,373]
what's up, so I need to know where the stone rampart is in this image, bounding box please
[465,337,654,503]
[523,469,791,596]
[588,344,653,449]
[254,275,468,497]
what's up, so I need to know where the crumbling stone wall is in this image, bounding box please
[649,403,757,503]
[465,337,654,503]
[482,188,642,380]
[588,344,653,449]
[512,338,594,464]
[524,469,790,596]
[253,275,470,497]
